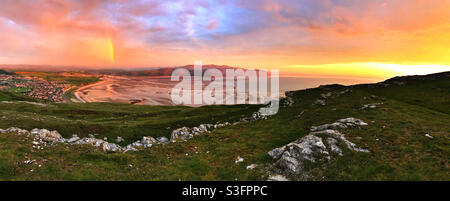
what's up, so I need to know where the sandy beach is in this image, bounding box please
[74,75,379,106]
[74,75,177,105]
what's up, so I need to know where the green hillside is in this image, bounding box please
[0,72,448,181]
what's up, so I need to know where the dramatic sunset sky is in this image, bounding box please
[0,0,449,78]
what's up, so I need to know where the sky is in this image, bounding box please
[0,0,449,79]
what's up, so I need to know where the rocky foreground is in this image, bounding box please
[267,117,370,181]
[0,111,267,153]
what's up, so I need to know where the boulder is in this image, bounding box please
[235,156,244,163]
[337,118,368,126]
[268,117,370,178]
[310,122,346,132]
[246,164,257,170]
[142,136,157,147]
[116,136,124,143]
[269,135,328,173]
[267,174,289,181]
[102,142,121,152]
[30,128,63,142]
[314,99,326,106]
[156,136,169,143]
[327,138,342,156]
[170,127,193,142]
[4,127,30,135]
[67,134,80,143]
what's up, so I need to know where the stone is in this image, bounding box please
[321,92,332,99]
[268,147,285,160]
[170,127,193,142]
[235,156,244,163]
[268,117,370,178]
[314,99,326,106]
[102,142,121,152]
[30,128,63,142]
[337,118,368,126]
[267,174,289,181]
[425,134,433,139]
[156,136,169,143]
[284,96,294,107]
[311,122,346,132]
[246,164,257,170]
[214,123,226,129]
[142,136,157,147]
[327,138,342,156]
[269,135,328,173]
[361,103,383,110]
[67,135,80,143]
[123,145,138,152]
[116,136,124,143]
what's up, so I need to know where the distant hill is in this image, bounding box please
[83,64,252,77]
[0,69,14,75]
[384,71,450,82]
[0,64,255,76]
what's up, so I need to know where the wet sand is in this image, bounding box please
[74,75,380,106]
[74,75,177,105]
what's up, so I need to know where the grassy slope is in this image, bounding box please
[0,73,449,181]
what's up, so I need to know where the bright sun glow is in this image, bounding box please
[283,63,450,79]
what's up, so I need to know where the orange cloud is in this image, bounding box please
[0,0,448,78]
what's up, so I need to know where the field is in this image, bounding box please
[0,72,449,180]
[15,72,100,86]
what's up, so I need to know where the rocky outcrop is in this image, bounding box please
[170,127,195,142]
[170,112,268,142]
[30,128,64,143]
[268,135,329,173]
[313,89,352,106]
[267,174,289,181]
[314,99,326,106]
[1,111,270,153]
[1,104,272,153]
[268,117,370,178]
[116,136,124,143]
[283,92,295,107]
[0,127,157,152]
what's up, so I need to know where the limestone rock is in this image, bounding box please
[156,136,169,143]
[311,122,346,132]
[67,135,80,143]
[30,128,63,143]
[267,174,289,181]
[337,118,368,126]
[268,117,370,178]
[142,136,157,147]
[314,99,326,106]
[235,156,244,163]
[102,142,121,152]
[246,164,257,170]
[269,135,328,173]
[116,136,124,143]
[327,138,342,156]
[170,127,193,142]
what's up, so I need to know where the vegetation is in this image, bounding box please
[0,72,448,181]
[15,72,100,86]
